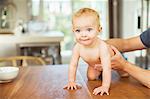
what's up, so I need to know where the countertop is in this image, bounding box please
[0,31,64,44]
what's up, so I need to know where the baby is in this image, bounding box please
[64,8,115,96]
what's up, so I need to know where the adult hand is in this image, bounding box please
[111,46,127,70]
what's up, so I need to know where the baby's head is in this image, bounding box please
[72,8,102,46]
[72,8,102,33]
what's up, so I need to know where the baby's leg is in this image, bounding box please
[87,66,102,80]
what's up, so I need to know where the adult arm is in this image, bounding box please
[111,46,150,88]
[106,28,150,52]
[106,36,146,52]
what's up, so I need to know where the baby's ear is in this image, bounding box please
[98,26,102,32]
[72,27,74,32]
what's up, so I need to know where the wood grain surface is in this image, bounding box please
[0,65,150,99]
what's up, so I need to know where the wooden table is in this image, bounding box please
[0,65,150,99]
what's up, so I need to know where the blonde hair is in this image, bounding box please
[72,8,101,27]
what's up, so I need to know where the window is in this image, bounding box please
[31,0,109,51]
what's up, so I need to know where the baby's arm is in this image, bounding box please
[93,42,111,95]
[68,45,80,82]
[64,44,81,90]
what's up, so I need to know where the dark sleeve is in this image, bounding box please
[140,28,150,48]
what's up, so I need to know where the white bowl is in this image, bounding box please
[0,66,19,83]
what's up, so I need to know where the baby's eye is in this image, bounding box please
[75,29,80,33]
[87,28,93,32]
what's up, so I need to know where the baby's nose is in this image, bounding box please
[81,32,87,37]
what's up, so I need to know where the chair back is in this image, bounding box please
[0,56,46,66]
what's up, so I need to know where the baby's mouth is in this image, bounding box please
[80,39,90,41]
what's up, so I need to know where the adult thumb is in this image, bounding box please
[111,45,120,54]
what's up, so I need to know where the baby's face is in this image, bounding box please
[72,15,100,46]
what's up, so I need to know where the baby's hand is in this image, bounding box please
[93,86,109,96]
[63,81,82,90]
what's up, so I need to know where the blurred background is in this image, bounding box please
[0,0,149,69]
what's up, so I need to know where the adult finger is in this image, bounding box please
[111,45,120,54]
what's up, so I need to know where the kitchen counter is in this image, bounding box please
[0,31,64,44]
[0,31,64,64]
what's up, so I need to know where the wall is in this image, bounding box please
[13,0,29,22]
[0,0,28,60]
[122,0,140,37]
[121,0,142,63]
